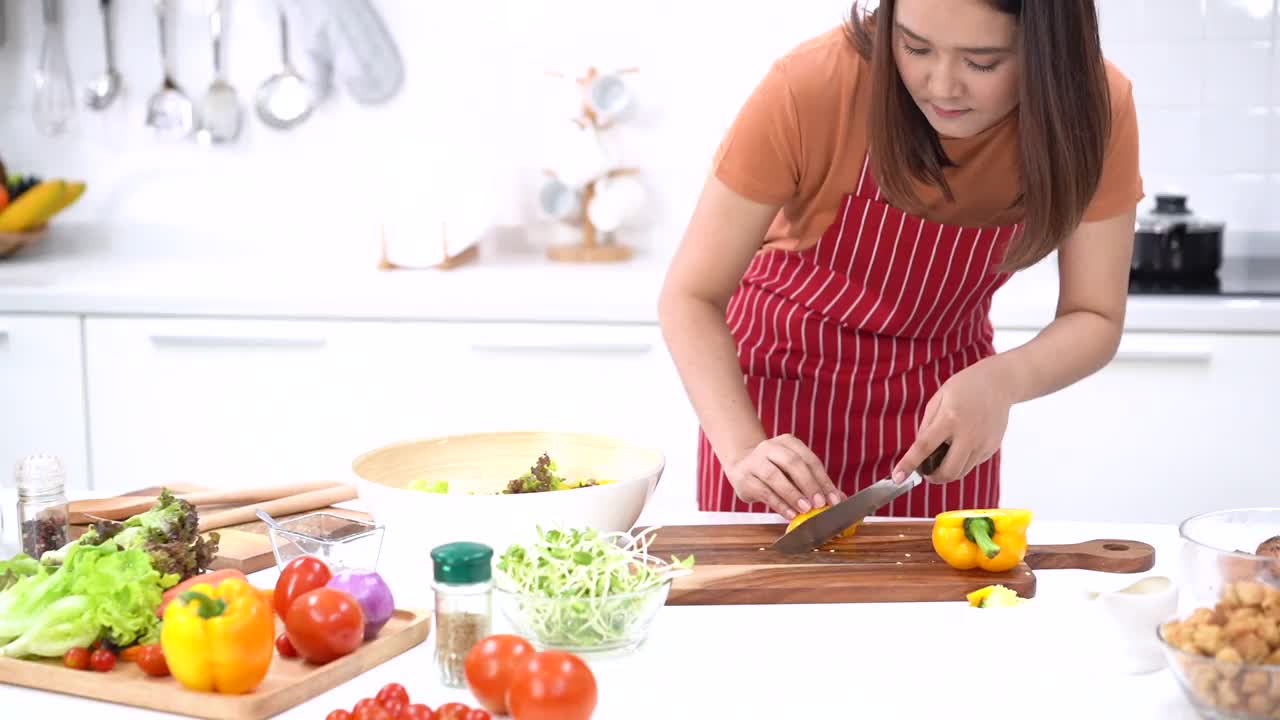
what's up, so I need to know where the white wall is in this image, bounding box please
[0,0,1276,260]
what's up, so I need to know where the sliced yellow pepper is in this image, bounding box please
[932,508,1032,573]
[160,577,275,695]
[967,584,1026,608]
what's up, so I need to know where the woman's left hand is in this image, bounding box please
[892,356,1017,485]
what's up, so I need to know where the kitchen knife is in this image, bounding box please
[768,442,950,554]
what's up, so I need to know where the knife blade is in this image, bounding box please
[767,442,951,554]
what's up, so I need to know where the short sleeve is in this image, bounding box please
[711,58,804,205]
[1082,65,1144,222]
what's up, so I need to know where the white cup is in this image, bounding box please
[586,174,646,232]
[587,72,632,119]
[537,176,583,222]
[1079,575,1179,675]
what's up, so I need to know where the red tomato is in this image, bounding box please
[89,648,116,673]
[506,651,597,720]
[275,632,298,658]
[434,703,471,720]
[376,682,410,708]
[326,711,353,720]
[463,634,535,714]
[285,587,365,664]
[63,647,90,670]
[397,704,435,720]
[274,556,332,619]
[464,710,491,720]
[136,644,170,677]
[353,700,393,720]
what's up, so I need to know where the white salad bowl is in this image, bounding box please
[351,431,665,562]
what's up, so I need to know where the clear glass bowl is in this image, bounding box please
[1158,622,1280,720]
[1179,508,1280,609]
[494,579,670,656]
[266,511,385,571]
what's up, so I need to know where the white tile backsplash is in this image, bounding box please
[1,0,1279,259]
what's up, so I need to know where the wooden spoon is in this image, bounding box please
[69,481,346,524]
[197,484,358,533]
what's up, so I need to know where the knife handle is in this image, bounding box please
[919,442,950,476]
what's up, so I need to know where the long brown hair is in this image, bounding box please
[844,0,1111,272]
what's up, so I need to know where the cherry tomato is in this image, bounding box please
[275,632,298,658]
[381,700,405,719]
[464,634,535,714]
[353,700,393,720]
[397,704,435,720]
[376,682,410,708]
[274,555,333,619]
[506,650,597,720]
[326,711,353,720]
[63,647,90,670]
[136,644,170,677]
[433,704,470,720]
[464,710,491,720]
[285,587,365,664]
[89,648,116,673]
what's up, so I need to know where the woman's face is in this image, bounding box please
[891,0,1021,139]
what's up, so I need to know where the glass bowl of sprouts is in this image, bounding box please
[492,525,695,655]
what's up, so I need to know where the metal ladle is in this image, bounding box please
[85,0,120,111]
[255,4,314,130]
[195,0,241,144]
[144,0,194,139]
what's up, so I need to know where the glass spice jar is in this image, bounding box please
[15,454,69,559]
[429,541,493,688]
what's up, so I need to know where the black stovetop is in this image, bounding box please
[1129,257,1280,297]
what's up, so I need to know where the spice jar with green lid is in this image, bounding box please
[430,541,493,687]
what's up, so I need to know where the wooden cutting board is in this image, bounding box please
[70,484,372,576]
[0,608,430,719]
[643,520,1156,605]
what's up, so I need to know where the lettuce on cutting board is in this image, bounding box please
[0,542,177,658]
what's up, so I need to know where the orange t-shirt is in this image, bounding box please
[712,26,1144,252]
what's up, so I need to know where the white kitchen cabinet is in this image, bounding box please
[993,329,1279,524]
[0,315,89,489]
[83,318,701,514]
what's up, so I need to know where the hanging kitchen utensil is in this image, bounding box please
[85,0,121,111]
[33,0,74,136]
[145,0,195,138]
[255,2,315,130]
[195,0,242,144]
[312,0,404,105]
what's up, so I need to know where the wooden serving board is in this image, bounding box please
[71,484,372,575]
[643,521,1156,605]
[0,608,431,719]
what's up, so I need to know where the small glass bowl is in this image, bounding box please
[494,580,671,656]
[266,511,385,571]
[1179,508,1280,609]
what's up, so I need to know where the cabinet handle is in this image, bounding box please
[1112,346,1213,364]
[149,333,329,349]
[469,342,654,355]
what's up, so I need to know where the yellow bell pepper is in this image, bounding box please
[161,577,275,695]
[932,508,1032,573]
[967,584,1026,608]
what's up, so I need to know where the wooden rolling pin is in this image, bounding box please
[69,481,347,524]
[197,484,359,533]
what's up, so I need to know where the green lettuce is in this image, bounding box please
[0,542,177,658]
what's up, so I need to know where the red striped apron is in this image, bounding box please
[697,153,1023,518]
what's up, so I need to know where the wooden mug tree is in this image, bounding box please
[545,65,639,263]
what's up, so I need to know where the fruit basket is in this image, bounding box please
[0,156,86,259]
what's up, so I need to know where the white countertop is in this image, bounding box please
[2,223,1279,333]
[0,489,1206,719]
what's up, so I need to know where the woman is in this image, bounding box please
[657,0,1141,520]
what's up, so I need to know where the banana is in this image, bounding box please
[0,179,65,232]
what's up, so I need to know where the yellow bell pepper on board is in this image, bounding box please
[932,508,1032,573]
[161,577,275,695]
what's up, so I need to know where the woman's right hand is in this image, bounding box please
[723,434,844,519]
